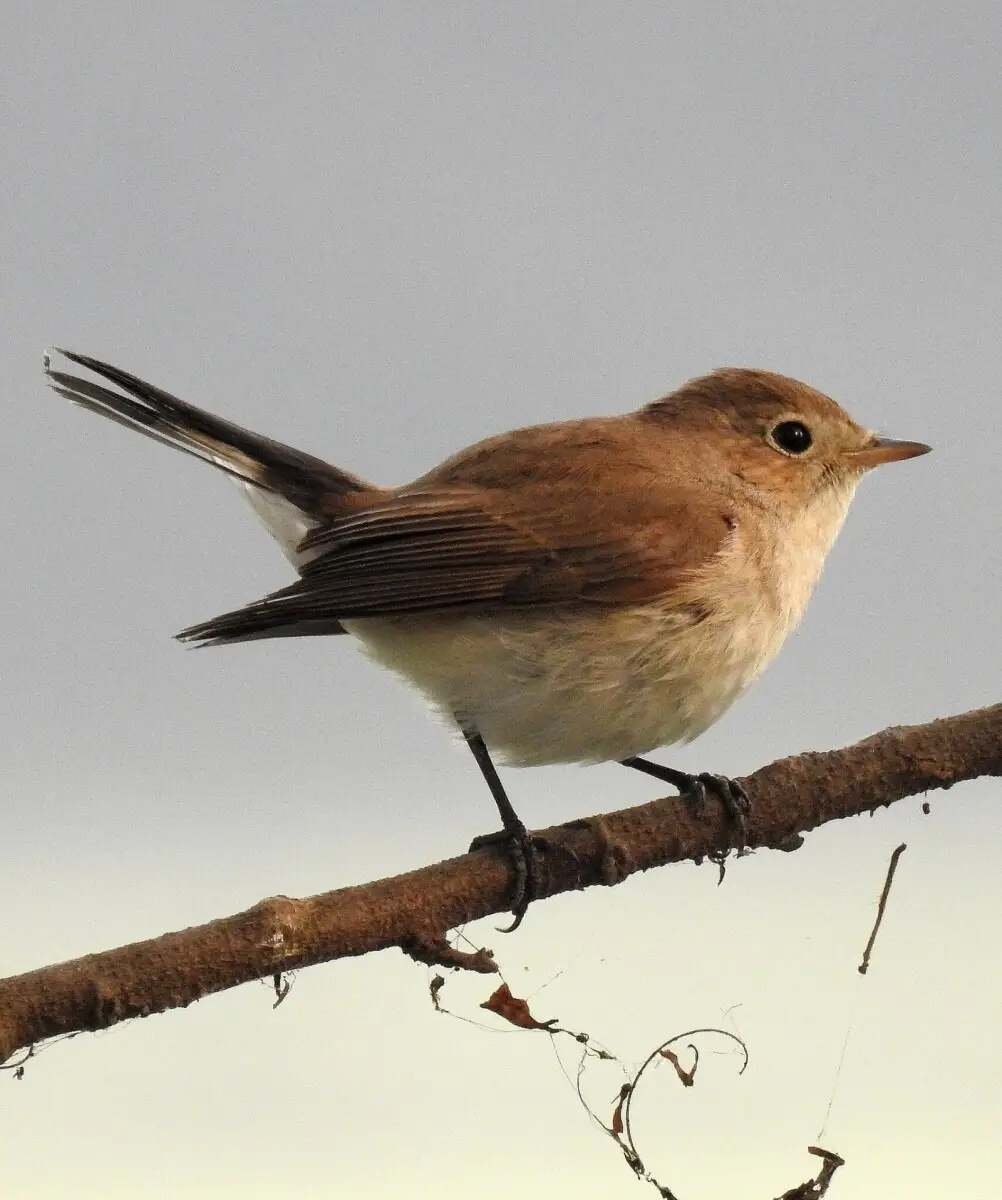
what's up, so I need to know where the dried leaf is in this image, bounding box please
[480,983,557,1030]
[611,1083,631,1136]
[659,1046,696,1086]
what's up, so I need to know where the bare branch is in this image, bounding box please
[2,701,1000,1065]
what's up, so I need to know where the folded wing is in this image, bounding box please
[179,475,731,645]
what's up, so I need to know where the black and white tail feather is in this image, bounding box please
[45,349,367,509]
[44,349,369,643]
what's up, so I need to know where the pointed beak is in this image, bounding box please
[848,437,932,468]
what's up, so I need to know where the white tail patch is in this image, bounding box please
[238,482,321,567]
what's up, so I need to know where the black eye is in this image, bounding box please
[771,421,813,454]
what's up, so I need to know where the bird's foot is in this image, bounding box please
[469,823,547,933]
[620,757,750,842]
[681,772,750,832]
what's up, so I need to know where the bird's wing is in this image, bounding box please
[178,458,733,645]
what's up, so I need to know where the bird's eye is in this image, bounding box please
[770,421,813,455]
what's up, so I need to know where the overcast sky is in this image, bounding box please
[2,3,1000,1197]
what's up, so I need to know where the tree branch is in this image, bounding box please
[2,702,1000,1065]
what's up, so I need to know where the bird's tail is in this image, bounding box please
[44,349,369,517]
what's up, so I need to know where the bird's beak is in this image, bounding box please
[848,437,932,468]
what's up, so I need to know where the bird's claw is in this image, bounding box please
[681,772,750,840]
[469,824,545,932]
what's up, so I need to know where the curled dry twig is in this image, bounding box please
[458,971,840,1199]
[615,1028,749,1198]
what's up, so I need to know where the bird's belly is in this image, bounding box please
[343,600,788,766]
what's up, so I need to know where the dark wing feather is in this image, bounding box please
[178,474,731,645]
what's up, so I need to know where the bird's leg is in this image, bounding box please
[620,756,749,836]
[463,727,542,932]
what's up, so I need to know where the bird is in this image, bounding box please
[44,349,930,928]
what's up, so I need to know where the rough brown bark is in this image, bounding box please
[2,702,1000,1066]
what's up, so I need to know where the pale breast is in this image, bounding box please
[346,594,764,765]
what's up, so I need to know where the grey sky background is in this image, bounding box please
[2,3,1000,1196]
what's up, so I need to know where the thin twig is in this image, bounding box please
[858,843,908,975]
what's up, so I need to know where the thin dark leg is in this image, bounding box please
[464,728,526,833]
[620,757,696,792]
[620,756,750,834]
[462,727,540,932]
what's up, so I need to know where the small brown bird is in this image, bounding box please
[45,350,929,928]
